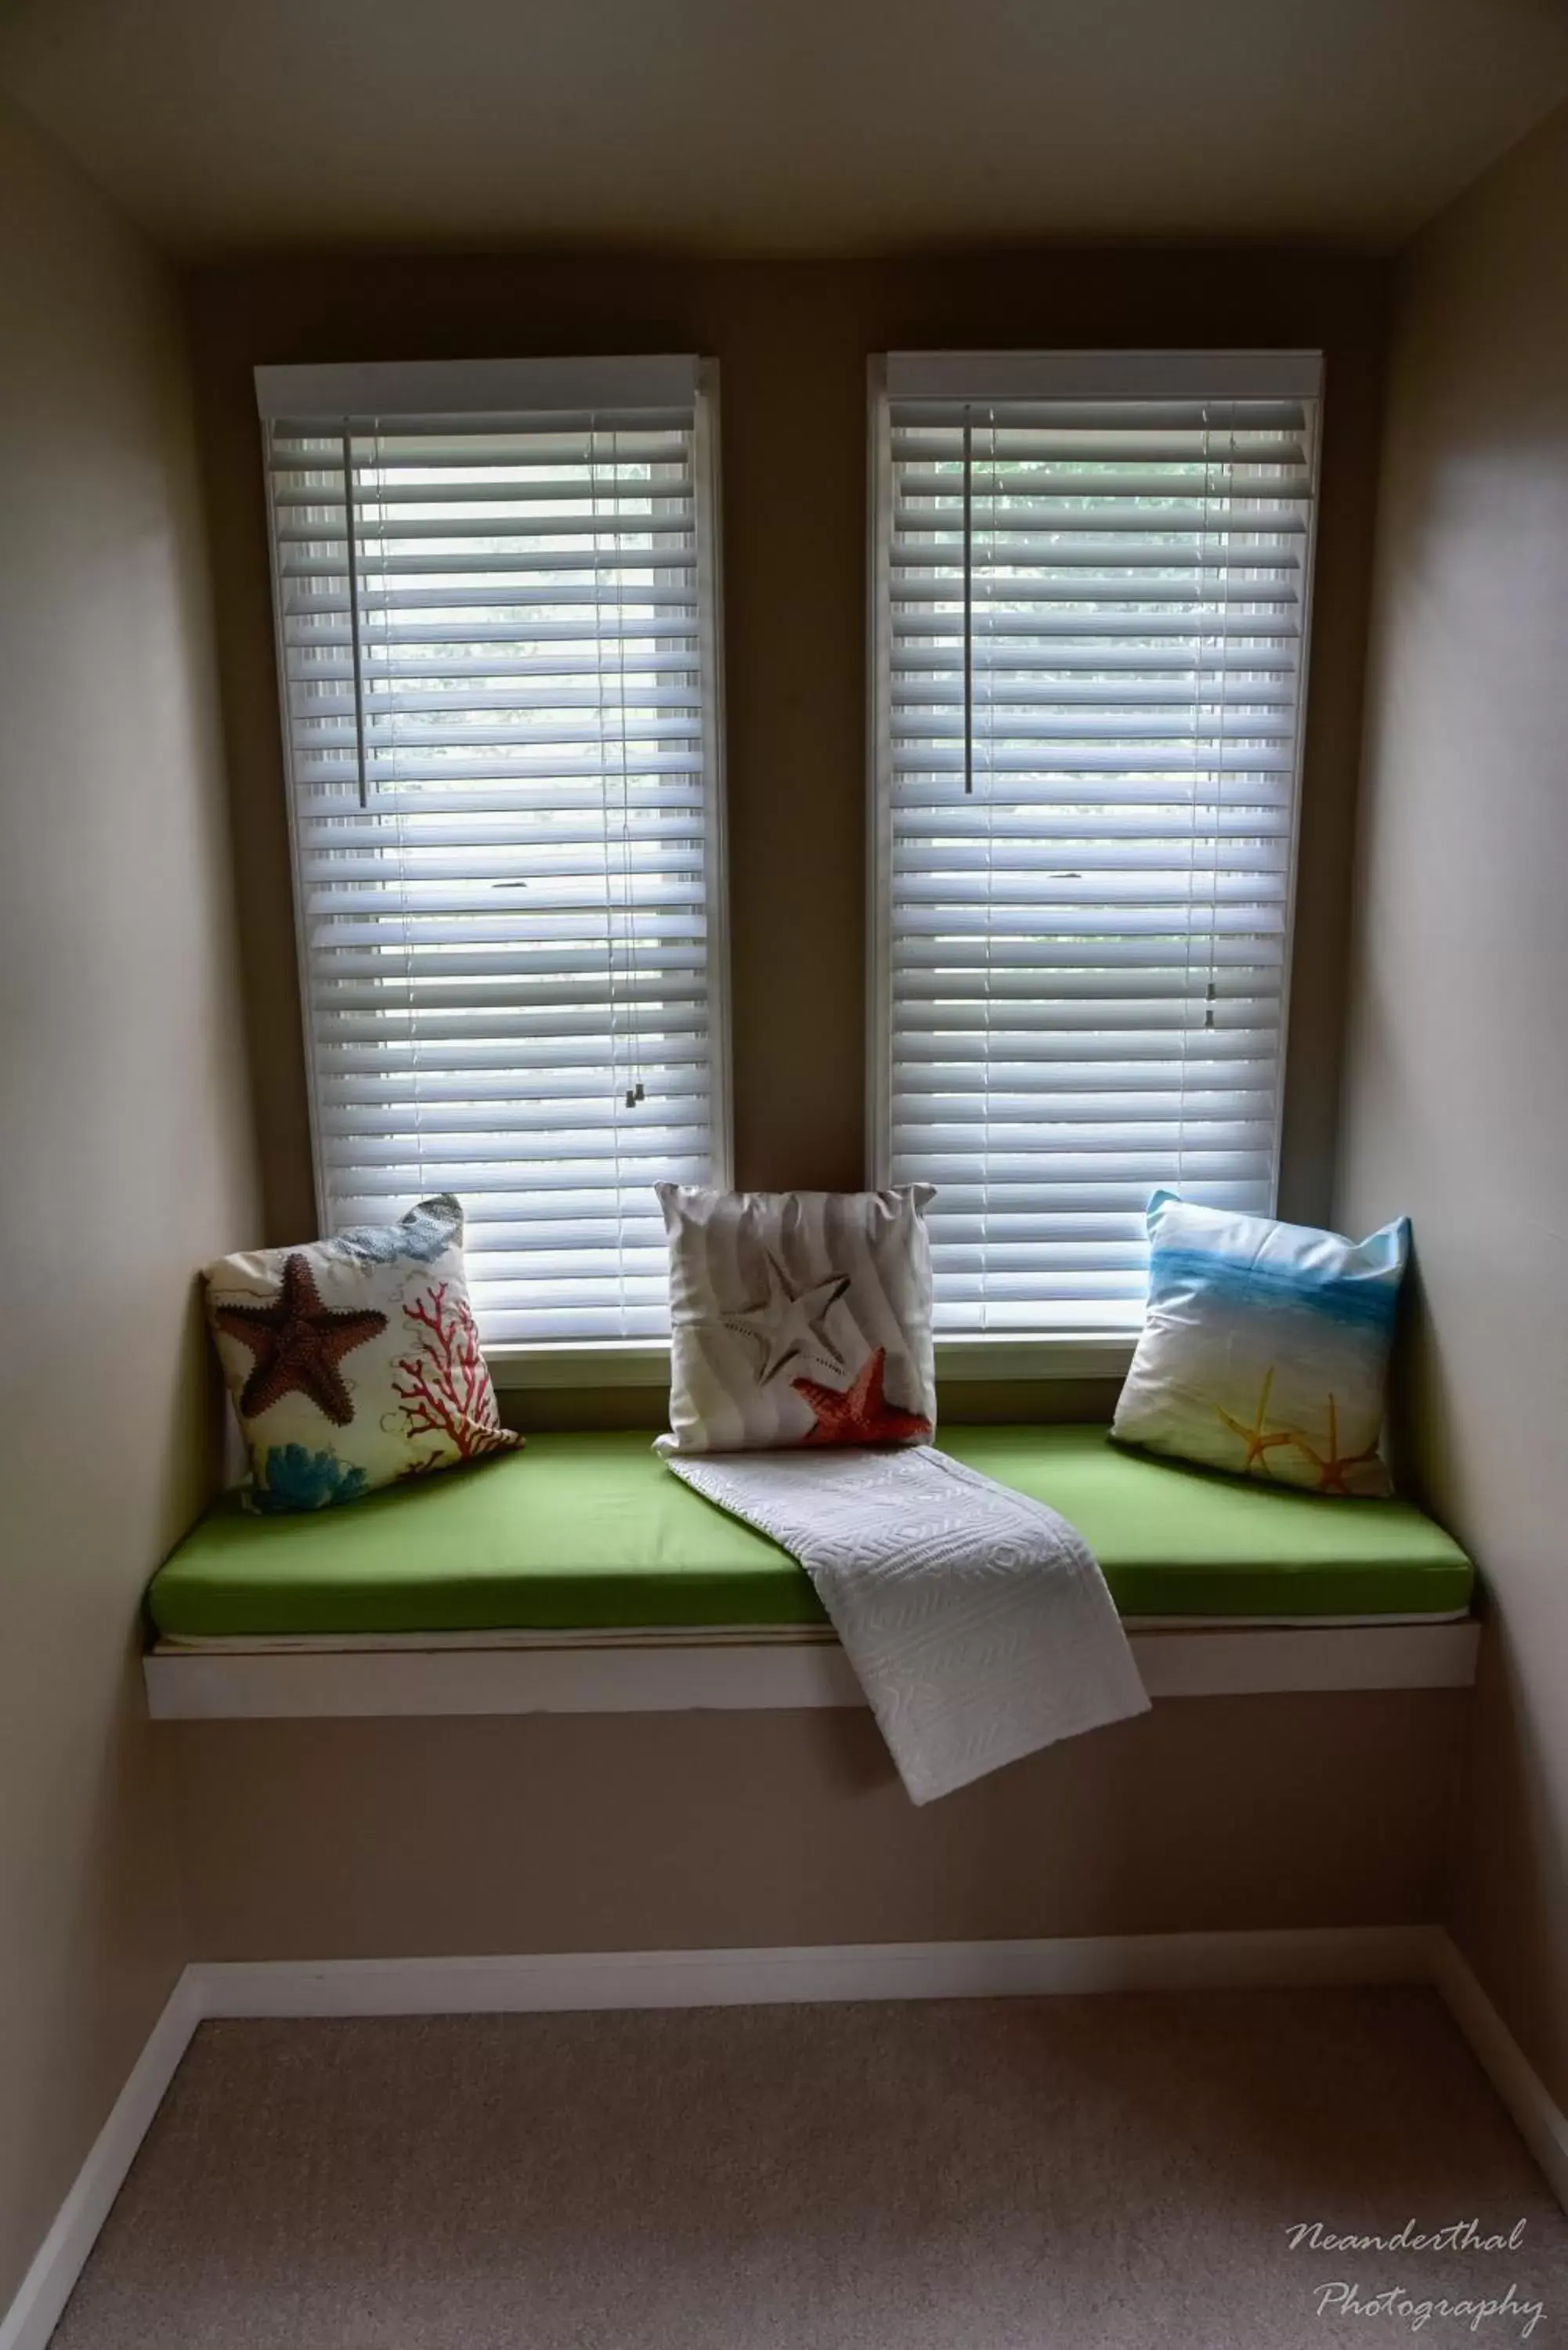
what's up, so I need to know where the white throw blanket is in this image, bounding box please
[661,1443,1149,1804]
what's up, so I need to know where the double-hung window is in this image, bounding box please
[869,350,1322,1339]
[258,356,728,1350]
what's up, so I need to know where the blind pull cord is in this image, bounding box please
[963,407,974,796]
[590,419,627,1114]
[1206,413,1237,1036]
[1176,403,1214,1199]
[341,429,370,811]
[615,422,645,1108]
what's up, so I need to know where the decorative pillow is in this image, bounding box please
[203,1195,520,1510]
[657,1185,937,1454]
[1111,1190,1409,1496]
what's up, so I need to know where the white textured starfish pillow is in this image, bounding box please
[656,1185,937,1453]
[203,1195,520,1511]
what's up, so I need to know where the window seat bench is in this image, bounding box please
[143,1427,1477,1718]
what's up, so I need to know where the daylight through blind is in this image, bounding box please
[874,353,1322,1334]
[259,359,726,1345]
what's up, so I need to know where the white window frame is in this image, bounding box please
[257,356,731,1384]
[868,350,1323,1377]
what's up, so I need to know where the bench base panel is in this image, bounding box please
[144,1620,1479,1719]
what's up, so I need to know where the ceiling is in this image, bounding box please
[2,0,1567,258]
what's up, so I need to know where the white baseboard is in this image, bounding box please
[1429,1932,1568,2210]
[191,1923,1433,2020]
[5,1924,1563,2350]
[0,1971,202,2350]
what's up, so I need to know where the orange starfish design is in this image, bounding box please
[793,1348,932,1447]
[1288,1394,1384,1496]
[214,1254,387,1426]
[1216,1367,1297,1477]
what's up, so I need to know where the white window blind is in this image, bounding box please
[258,356,728,1347]
[871,350,1322,1336]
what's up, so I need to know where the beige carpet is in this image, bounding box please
[52,1988,1566,2348]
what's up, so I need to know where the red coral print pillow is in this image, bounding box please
[203,1195,520,1511]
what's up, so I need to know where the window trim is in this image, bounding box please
[865,349,1325,1361]
[486,1331,1136,1390]
[258,354,732,1356]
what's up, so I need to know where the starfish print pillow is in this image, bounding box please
[1110,1191,1410,1496]
[203,1195,520,1511]
[656,1185,937,1454]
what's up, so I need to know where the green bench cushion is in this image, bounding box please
[146,1426,1473,1641]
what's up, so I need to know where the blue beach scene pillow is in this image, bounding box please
[1111,1191,1410,1496]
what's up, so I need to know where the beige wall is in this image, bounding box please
[1336,102,1568,2105]
[187,251,1390,1376]
[175,1693,1464,1959]
[0,98,259,2307]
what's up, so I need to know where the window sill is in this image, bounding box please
[486,1341,671,1391]
[486,1332,1140,1391]
[934,1333,1138,1383]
